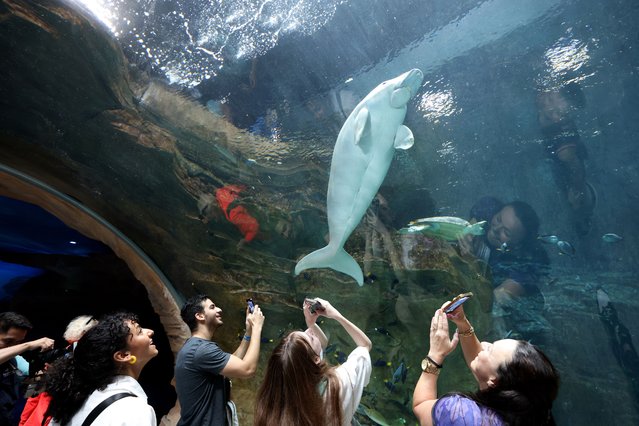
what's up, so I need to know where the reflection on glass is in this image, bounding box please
[544,36,591,82]
[72,0,346,86]
[418,88,458,123]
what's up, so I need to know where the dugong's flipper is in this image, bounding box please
[394,125,414,150]
[294,246,364,286]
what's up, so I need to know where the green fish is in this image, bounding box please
[360,404,390,426]
[400,216,486,241]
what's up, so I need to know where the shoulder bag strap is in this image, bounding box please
[80,392,136,426]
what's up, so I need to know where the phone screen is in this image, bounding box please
[444,296,470,313]
[247,299,255,313]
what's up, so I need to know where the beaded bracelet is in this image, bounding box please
[457,325,475,337]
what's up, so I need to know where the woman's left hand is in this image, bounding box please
[428,308,459,364]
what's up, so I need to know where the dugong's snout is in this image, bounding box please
[398,68,424,98]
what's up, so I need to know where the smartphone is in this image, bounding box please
[443,292,473,313]
[304,298,324,314]
[246,298,255,313]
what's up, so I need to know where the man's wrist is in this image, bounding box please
[21,341,32,353]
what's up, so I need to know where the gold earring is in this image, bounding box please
[129,355,137,365]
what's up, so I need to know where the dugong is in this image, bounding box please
[294,69,424,285]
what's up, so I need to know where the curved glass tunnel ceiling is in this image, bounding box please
[1,0,639,424]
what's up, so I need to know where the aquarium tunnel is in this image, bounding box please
[1,0,638,424]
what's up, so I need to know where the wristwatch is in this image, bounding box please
[421,357,441,375]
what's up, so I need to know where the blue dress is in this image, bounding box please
[433,394,505,426]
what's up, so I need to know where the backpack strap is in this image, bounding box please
[80,392,136,426]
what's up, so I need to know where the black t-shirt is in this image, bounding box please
[175,338,231,426]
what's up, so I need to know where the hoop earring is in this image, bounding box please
[129,355,137,365]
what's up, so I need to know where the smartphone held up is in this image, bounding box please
[304,298,324,314]
[443,292,473,314]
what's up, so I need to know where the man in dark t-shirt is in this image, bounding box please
[175,295,265,426]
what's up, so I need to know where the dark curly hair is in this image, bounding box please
[44,312,138,425]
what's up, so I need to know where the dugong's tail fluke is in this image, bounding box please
[294,246,364,286]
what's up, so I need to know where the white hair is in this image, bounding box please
[63,315,98,343]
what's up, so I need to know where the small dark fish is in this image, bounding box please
[557,240,575,256]
[538,235,559,245]
[334,351,347,363]
[373,358,391,367]
[324,343,337,354]
[384,379,396,392]
[602,233,623,243]
[392,362,407,384]
[374,327,394,338]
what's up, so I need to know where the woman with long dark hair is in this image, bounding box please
[255,298,372,426]
[413,302,559,426]
[45,313,158,425]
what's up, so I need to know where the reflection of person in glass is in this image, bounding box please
[412,302,559,426]
[458,197,550,340]
[537,83,596,236]
[458,197,549,304]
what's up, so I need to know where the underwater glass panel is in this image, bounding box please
[3,0,639,424]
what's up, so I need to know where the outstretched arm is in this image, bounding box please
[222,305,265,379]
[302,301,329,349]
[316,299,372,351]
[413,308,458,426]
[0,337,54,365]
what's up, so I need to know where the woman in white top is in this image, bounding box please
[44,313,158,425]
[255,298,372,426]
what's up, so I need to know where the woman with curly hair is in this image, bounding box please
[44,313,158,425]
[412,301,559,426]
[254,298,372,426]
